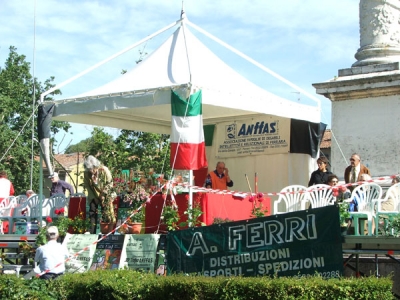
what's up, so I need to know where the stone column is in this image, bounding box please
[353,0,400,67]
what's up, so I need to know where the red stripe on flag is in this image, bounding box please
[171,142,207,170]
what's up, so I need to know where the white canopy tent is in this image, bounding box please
[42,13,322,204]
[47,16,320,132]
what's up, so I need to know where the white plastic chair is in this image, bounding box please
[349,183,382,236]
[1,196,15,207]
[12,194,47,223]
[274,185,308,214]
[374,182,400,235]
[305,184,335,209]
[47,193,68,218]
[0,197,19,234]
[15,194,27,205]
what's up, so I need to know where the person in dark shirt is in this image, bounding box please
[49,172,74,196]
[308,156,332,186]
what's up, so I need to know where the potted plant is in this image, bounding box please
[99,201,117,234]
[160,193,206,231]
[69,213,91,234]
[126,208,145,234]
[161,204,181,231]
[212,217,234,224]
[250,193,269,218]
[381,213,400,237]
[18,240,35,264]
[338,202,351,235]
[123,183,149,234]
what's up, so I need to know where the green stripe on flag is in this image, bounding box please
[171,90,202,117]
[203,124,215,146]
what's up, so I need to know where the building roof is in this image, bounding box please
[53,153,85,169]
[320,129,331,149]
[40,152,85,170]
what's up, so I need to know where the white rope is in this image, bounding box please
[186,20,321,111]
[39,19,181,102]
[330,129,348,165]
[0,105,39,163]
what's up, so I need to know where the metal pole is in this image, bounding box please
[39,153,43,226]
[188,170,193,226]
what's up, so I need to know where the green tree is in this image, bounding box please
[116,130,171,177]
[79,127,171,178]
[64,138,90,154]
[0,46,71,194]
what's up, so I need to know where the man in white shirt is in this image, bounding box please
[34,226,69,279]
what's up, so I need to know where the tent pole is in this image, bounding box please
[186,20,321,111]
[188,170,193,226]
[39,153,43,227]
[39,19,182,102]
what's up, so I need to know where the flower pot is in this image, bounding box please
[128,222,142,234]
[340,226,348,236]
[100,222,116,234]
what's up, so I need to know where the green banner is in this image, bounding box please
[167,205,343,278]
[63,233,98,273]
[90,234,127,270]
[125,234,160,272]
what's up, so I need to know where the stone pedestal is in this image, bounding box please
[313,63,400,178]
[353,0,400,67]
[312,0,400,178]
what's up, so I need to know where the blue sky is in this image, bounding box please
[0,0,359,152]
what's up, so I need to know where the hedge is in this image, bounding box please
[0,270,393,300]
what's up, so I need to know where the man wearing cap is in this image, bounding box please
[34,226,69,279]
[49,172,74,197]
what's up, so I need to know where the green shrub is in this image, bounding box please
[0,271,394,300]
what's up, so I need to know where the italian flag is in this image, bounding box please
[170,89,207,170]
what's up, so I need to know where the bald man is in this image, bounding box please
[344,153,371,191]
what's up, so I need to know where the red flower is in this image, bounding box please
[258,197,264,202]
[54,207,65,215]
[249,196,255,202]
[46,216,52,223]
[332,187,339,197]
[162,194,167,200]
[340,186,347,193]
[257,192,263,199]
[185,194,189,201]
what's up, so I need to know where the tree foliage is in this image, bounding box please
[0,46,171,194]
[0,46,71,194]
[80,127,171,178]
[64,138,90,154]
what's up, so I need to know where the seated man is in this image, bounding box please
[26,190,35,198]
[204,162,233,190]
[34,226,69,280]
[327,174,351,202]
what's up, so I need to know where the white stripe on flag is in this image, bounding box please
[171,115,204,143]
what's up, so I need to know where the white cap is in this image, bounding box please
[47,226,59,236]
